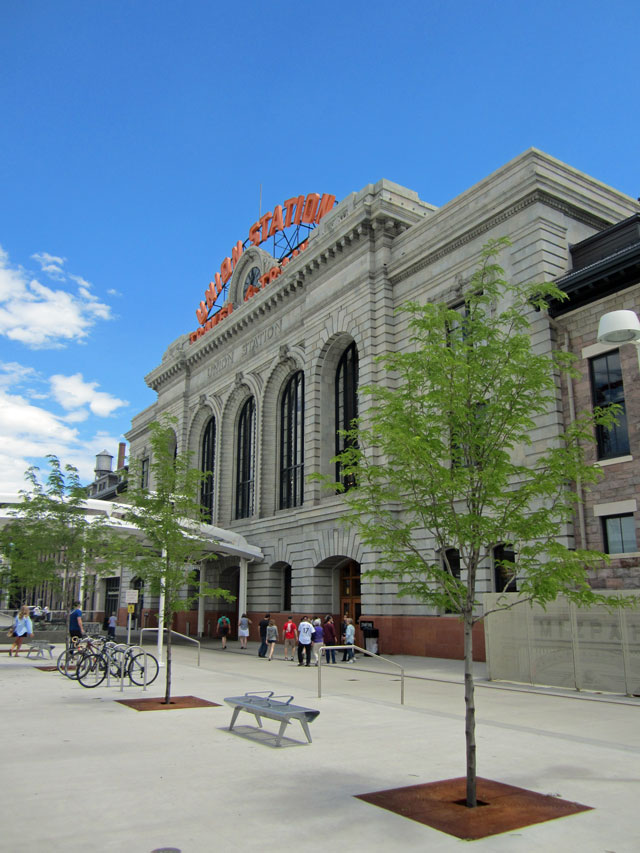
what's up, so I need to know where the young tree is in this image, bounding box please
[121,417,234,704]
[0,456,117,611]
[326,239,633,807]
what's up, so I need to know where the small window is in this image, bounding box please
[602,514,637,554]
[442,547,461,613]
[140,458,149,490]
[590,351,630,460]
[493,543,517,592]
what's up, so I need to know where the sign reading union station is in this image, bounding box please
[190,192,335,344]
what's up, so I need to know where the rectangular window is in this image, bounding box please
[602,514,637,554]
[590,351,630,459]
[140,457,149,490]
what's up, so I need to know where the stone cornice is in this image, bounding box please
[388,189,613,286]
[148,209,416,392]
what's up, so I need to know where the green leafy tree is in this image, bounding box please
[324,239,634,807]
[121,417,234,704]
[0,456,117,611]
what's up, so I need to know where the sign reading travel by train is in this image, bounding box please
[190,192,336,344]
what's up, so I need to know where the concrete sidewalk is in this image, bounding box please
[1,641,638,852]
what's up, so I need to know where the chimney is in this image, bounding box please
[117,442,127,471]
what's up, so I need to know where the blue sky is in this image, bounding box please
[1,0,638,490]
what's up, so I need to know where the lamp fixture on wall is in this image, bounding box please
[597,310,640,344]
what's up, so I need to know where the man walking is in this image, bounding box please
[258,613,270,657]
[69,601,84,644]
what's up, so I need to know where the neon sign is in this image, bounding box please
[190,192,335,344]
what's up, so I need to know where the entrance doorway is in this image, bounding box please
[339,559,361,624]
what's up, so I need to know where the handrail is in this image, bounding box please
[316,644,405,704]
[138,627,200,666]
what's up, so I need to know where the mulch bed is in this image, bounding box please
[356,776,592,840]
[116,696,221,711]
[35,666,58,671]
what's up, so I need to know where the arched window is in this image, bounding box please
[335,341,358,489]
[280,371,304,509]
[200,416,216,523]
[236,397,256,519]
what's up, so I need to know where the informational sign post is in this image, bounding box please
[125,590,139,645]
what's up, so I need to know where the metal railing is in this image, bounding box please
[139,627,201,666]
[316,644,405,704]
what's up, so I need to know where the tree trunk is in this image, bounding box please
[464,609,477,807]
[164,606,172,705]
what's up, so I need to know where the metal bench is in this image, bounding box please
[224,691,320,746]
[26,640,56,659]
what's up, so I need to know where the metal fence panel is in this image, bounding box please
[483,591,640,695]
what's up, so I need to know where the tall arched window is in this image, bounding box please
[236,397,256,519]
[200,416,216,523]
[335,341,358,489]
[280,371,304,509]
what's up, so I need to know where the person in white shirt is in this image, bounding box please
[297,616,314,667]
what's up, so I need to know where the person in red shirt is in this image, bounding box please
[283,617,298,661]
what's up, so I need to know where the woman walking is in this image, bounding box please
[266,619,278,660]
[238,613,251,649]
[345,617,356,662]
[9,605,33,657]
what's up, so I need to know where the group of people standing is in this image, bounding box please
[236,613,357,665]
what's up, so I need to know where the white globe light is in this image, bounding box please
[597,310,640,344]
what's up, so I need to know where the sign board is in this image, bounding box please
[127,604,135,614]
[125,590,139,604]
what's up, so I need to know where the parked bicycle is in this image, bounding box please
[76,643,159,688]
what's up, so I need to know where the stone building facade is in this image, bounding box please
[126,149,640,658]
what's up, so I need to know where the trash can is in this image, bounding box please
[360,621,379,656]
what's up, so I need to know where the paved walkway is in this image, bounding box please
[1,638,638,852]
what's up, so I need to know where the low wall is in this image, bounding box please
[483,591,640,694]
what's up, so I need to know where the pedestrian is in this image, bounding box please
[69,601,84,645]
[297,615,314,666]
[340,615,350,661]
[8,605,33,657]
[238,613,251,649]
[282,616,298,660]
[217,614,231,649]
[266,619,278,660]
[345,617,356,661]
[258,613,270,657]
[43,605,51,622]
[311,618,324,665]
[323,615,337,664]
[107,613,117,639]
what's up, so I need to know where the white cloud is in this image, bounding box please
[49,373,129,418]
[0,245,113,349]
[0,367,127,491]
[31,251,67,280]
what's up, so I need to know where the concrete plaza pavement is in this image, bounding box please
[1,639,639,853]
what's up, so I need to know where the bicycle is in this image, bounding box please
[76,644,159,688]
[57,635,106,679]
